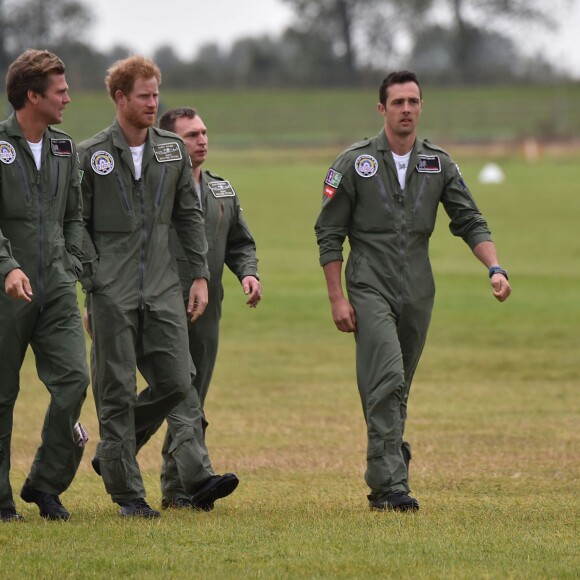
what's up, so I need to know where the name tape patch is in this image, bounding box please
[0,141,16,164]
[91,151,115,175]
[416,155,441,173]
[208,180,235,198]
[354,154,378,178]
[154,142,182,163]
[51,138,72,156]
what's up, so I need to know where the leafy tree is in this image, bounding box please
[281,0,433,80]
[417,0,573,82]
[281,0,571,83]
[1,0,92,56]
[153,45,183,72]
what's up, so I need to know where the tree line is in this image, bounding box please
[0,0,574,89]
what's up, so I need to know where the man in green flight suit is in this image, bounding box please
[0,50,89,522]
[315,71,511,512]
[157,107,261,510]
[79,56,209,518]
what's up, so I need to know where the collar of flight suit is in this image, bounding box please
[373,129,441,182]
[3,112,56,169]
[110,118,157,182]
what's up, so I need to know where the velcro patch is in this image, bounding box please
[0,141,16,164]
[153,142,182,162]
[208,180,235,198]
[91,151,114,175]
[416,155,441,173]
[323,185,336,199]
[51,138,72,156]
[355,154,378,178]
[325,168,342,188]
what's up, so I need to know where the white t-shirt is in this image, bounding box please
[130,144,146,179]
[27,139,43,170]
[194,179,202,208]
[391,150,412,190]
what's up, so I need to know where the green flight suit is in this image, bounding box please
[79,121,209,503]
[0,114,89,509]
[315,130,492,502]
[160,170,258,504]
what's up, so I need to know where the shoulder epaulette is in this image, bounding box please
[421,138,450,156]
[151,126,184,142]
[205,169,226,181]
[79,129,110,149]
[344,138,371,153]
[48,125,73,139]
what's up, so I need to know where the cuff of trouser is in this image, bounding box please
[97,441,144,502]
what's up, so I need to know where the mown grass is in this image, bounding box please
[8,83,576,146]
[1,143,578,577]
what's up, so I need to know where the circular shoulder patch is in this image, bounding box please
[0,141,16,164]
[91,150,115,175]
[354,154,378,178]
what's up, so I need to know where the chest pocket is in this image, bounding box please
[51,157,74,222]
[0,160,33,220]
[154,163,180,224]
[410,173,442,234]
[93,170,133,232]
[351,173,395,232]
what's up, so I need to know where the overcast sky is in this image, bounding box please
[80,0,580,78]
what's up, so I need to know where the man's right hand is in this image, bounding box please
[331,295,357,333]
[4,269,33,302]
[83,306,92,338]
[322,261,356,333]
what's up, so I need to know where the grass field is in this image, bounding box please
[17,83,579,146]
[1,90,579,577]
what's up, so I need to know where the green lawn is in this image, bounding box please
[22,83,580,146]
[1,145,578,577]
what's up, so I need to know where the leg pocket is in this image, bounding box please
[97,440,140,498]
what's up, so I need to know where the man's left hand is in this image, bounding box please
[187,278,209,322]
[242,276,261,308]
[491,273,511,302]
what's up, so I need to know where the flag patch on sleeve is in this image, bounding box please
[323,185,336,199]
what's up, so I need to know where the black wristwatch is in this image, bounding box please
[489,266,508,280]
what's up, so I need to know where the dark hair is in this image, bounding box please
[105,55,161,101]
[379,71,422,105]
[158,107,198,132]
[6,49,66,110]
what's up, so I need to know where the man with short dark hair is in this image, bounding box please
[156,107,260,510]
[79,56,209,518]
[0,49,89,522]
[315,71,511,512]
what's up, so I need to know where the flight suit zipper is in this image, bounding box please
[396,188,406,314]
[136,179,146,310]
[413,175,430,213]
[36,170,46,311]
[215,201,225,241]
[52,158,60,198]
[15,160,32,203]
[116,172,131,211]
[373,174,392,214]
[154,166,167,209]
